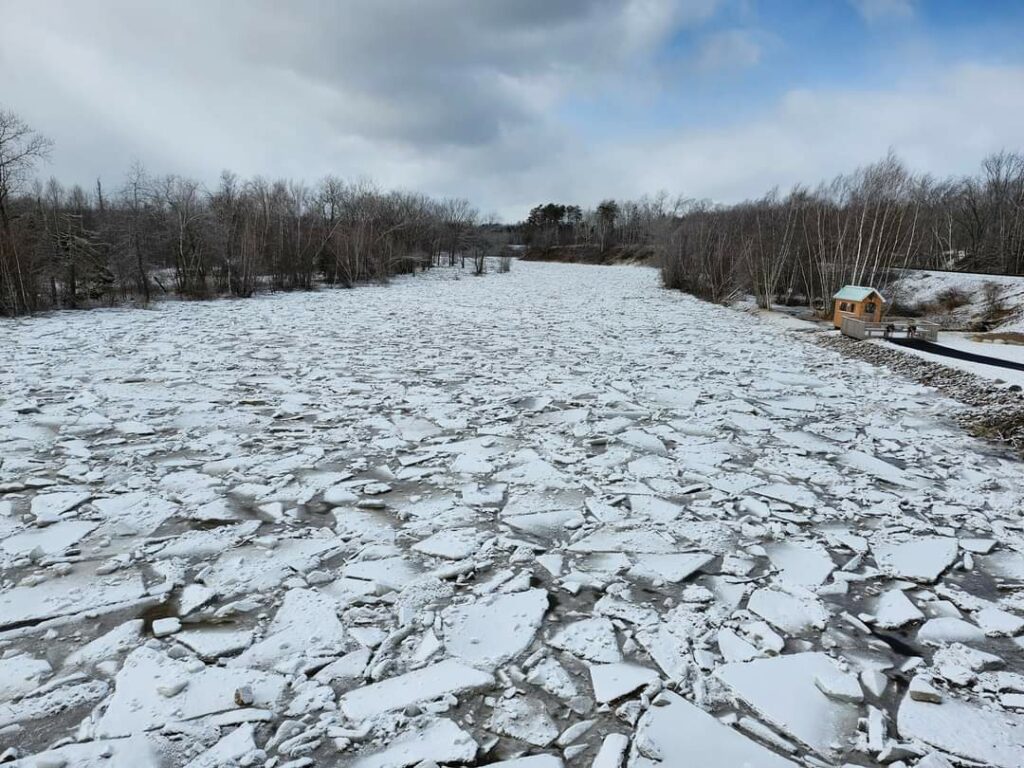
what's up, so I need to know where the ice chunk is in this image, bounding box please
[751,483,816,509]
[872,538,958,583]
[716,653,859,757]
[93,492,177,536]
[1,520,97,557]
[589,663,658,704]
[462,482,507,506]
[315,647,371,685]
[747,587,830,634]
[338,659,493,720]
[548,618,622,663]
[917,617,985,646]
[184,723,256,768]
[29,491,90,519]
[230,588,346,672]
[7,734,159,767]
[630,690,796,767]
[976,607,1024,637]
[152,617,181,637]
[495,459,571,489]
[324,485,359,505]
[487,696,560,747]
[617,430,668,455]
[717,628,760,663]
[0,572,146,630]
[628,496,682,523]
[840,450,923,488]
[813,665,863,703]
[765,542,834,587]
[504,509,585,537]
[645,386,699,412]
[527,657,579,700]
[898,692,1024,767]
[200,538,337,597]
[442,588,548,669]
[488,756,564,768]
[412,527,480,560]
[593,734,629,768]
[96,647,286,737]
[394,416,442,442]
[352,718,478,768]
[343,556,424,592]
[64,620,145,669]
[873,589,925,629]
[176,627,254,661]
[568,529,675,554]
[0,655,51,702]
[627,553,713,584]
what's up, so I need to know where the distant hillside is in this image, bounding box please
[890,269,1024,332]
[521,244,657,265]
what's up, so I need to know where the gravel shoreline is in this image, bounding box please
[814,334,1024,455]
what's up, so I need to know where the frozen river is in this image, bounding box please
[3,261,1024,766]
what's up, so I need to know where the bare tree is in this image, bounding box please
[0,107,53,313]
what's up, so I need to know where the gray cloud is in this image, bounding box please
[1,0,1021,219]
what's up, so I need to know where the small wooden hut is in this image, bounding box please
[832,285,885,329]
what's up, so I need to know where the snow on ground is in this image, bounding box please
[868,331,1024,388]
[891,268,1024,331]
[3,262,1024,766]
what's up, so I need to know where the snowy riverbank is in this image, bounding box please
[3,262,1024,766]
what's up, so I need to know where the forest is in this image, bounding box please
[0,108,498,316]
[520,151,1024,311]
[3,104,1023,318]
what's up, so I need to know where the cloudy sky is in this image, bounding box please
[3,0,1024,219]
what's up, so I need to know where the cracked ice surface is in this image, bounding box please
[3,262,1024,766]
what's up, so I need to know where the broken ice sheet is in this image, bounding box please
[442,588,548,669]
[412,526,481,559]
[872,588,925,629]
[840,449,926,488]
[548,617,622,663]
[631,690,796,767]
[338,659,493,720]
[751,482,817,508]
[7,734,161,767]
[589,662,658,704]
[200,536,340,597]
[176,627,254,661]
[0,571,147,630]
[28,490,91,519]
[96,647,287,737]
[626,552,713,583]
[765,541,834,587]
[0,519,97,558]
[716,652,860,758]
[352,718,478,768]
[872,537,958,583]
[0,655,51,701]
[487,696,560,747]
[898,691,1024,767]
[747,586,830,634]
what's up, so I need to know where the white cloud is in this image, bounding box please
[694,29,763,72]
[526,63,1024,213]
[0,2,1020,220]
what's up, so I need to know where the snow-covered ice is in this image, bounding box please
[4,261,1024,765]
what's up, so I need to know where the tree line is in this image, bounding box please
[0,108,496,316]
[520,151,1024,311]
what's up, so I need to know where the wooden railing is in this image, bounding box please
[841,316,939,342]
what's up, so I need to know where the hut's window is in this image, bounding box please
[839,302,848,311]
[865,302,876,313]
